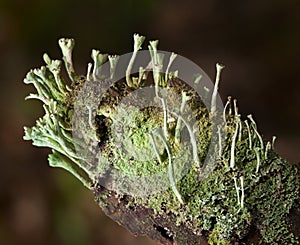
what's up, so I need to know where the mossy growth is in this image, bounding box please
[23,34,300,244]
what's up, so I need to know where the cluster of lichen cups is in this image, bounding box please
[24,34,300,244]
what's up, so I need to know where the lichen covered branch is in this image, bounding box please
[24,35,300,245]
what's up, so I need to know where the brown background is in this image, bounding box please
[0,0,299,244]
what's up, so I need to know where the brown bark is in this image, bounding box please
[93,183,300,245]
[93,185,208,245]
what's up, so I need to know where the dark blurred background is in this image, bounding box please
[1,0,299,244]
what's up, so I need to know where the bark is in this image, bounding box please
[93,181,300,245]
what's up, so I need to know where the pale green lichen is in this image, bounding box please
[91,49,108,80]
[210,63,224,114]
[126,33,145,88]
[23,35,300,244]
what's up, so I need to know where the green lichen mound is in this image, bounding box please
[23,35,300,244]
[135,120,299,244]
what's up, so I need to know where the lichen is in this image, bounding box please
[23,35,300,244]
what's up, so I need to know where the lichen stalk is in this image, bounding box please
[165,52,177,83]
[86,63,93,81]
[223,96,231,123]
[217,125,222,159]
[272,135,277,149]
[211,63,224,113]
[230,121,239,168]
[152,129,184,204]
[149,132,162,164]
[254,147,261,173]
[240,176,244,208]
[91,49,108,80]
[171,112,200,168]
[175,91,191,144]
[233,176,240,206]
[160,97,169,138]
[108,55,120,80]
[245,119,252,149]
[58,38,75,82]
[126,34,145,87]
[248,115,264,150]
[148,40,161,96]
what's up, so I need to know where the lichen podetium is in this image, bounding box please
[24,34,300,244]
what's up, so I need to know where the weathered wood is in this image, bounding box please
[93,174,300,245]
[94,185,209,245]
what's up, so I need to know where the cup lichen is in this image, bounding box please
[23,35,300,244]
